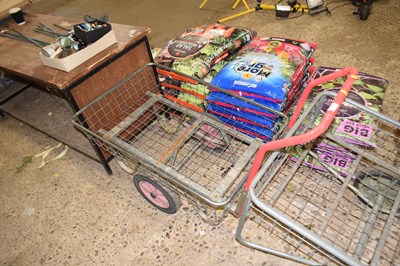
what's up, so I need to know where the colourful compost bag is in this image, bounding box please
[207,92,281,118]
[291,139,358,174]
[284,60,316,112]
[206,92,282,140]
[155,24,256,79]
[175,60,228,108]
[209,113,276,141]
[304,67,389,147]
[205,37,316,141]
[290,67,389,174]
[207,103,277,129]
[156,24,255,110]
[209,37,317,109]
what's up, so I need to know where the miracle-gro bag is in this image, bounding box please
[209,113,277,141]
[209,37,317,107]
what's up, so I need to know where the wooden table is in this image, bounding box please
[0,13,154,174]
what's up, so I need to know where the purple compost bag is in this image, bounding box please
[290,67,389,175]
[291,139,358,174]
[306,67,389,147]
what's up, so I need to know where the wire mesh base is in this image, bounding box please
[237,91,400,266]
[72,63,284,224]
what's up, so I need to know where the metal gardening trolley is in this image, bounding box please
[72,62,287,224]
[235,68,400,265]
[72,63,399,265]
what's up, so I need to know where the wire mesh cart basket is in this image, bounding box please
[72,63,287,224]
[235,69,400,265]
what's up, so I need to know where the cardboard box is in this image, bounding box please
[40,30,117,72]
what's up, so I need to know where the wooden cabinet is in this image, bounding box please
[0,13,155,174]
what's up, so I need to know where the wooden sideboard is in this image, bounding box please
[0,13,155,174]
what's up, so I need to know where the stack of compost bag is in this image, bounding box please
[291,67,389,173]
[206,37,317,141]
[154,24,256,110]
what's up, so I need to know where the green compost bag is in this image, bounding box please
[155,24,256,79]
[155,24,255,110]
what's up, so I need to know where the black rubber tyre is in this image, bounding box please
[354,168,399,213]
[359,3,370,20]
[133,175,181,214]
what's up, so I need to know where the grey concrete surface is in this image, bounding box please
[1,0,399,265]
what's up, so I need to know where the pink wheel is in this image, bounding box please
[133,175,181,214]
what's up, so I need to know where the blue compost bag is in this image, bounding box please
[210,114,276,141]
[210,53,290,102]
[206,92,281,117]
[207,103,277,129]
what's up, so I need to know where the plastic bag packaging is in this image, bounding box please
[290,67,389,174]
[209,37,317,107]
[302,67,389,147]
[206,37,317,140]
[155,24,256,79]
[156,24,256,110]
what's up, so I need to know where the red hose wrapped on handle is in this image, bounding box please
[244,67,358,191]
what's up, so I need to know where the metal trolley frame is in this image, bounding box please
[72,63,399,265]
[72,63,287,224]
[236,82,400,265]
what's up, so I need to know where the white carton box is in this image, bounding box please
[40,30,117,72]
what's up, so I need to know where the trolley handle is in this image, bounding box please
[288,67,358,129]
[244,67,358,191]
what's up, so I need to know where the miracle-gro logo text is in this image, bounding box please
[233,62,272,79]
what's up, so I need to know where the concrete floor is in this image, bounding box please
[1,0,399,265]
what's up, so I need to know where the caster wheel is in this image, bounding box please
[354,168,399,214]
[359,3,370,20]
[133,175,181,214]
